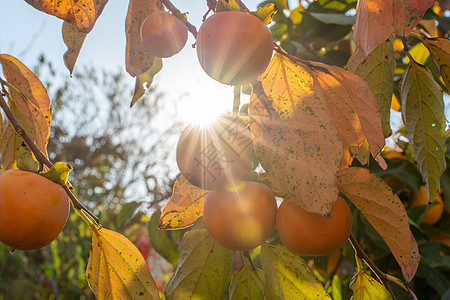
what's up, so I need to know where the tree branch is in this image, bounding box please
[160,0,198,38]
[349,233,396,300]
[0,85,99,225]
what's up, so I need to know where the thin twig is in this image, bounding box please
[243,251,256,270]
[349,233,396,300]
[0,88,99,225]
[160,0,198,38]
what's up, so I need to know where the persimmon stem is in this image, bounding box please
[160,0,198,38]
[0,84,100,226]
[233,85,241,117]
[349,233,397,300]
[243,251,256,270]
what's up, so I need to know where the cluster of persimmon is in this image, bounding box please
[0,170,70,250]
[145,8,354,255]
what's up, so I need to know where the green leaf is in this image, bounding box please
[40,162,72,185]
[400,58,446,204]
[130,57,162,107]
[16,142,39,172]
[308,12,355,25]
[164,221,234,300]
[116,201,141,227]
[420,37,450,91]
[261,243,331,299]
[348,40,395,138]
[229,263,265,300]
[148,210,180,265]
[417,264,450,295]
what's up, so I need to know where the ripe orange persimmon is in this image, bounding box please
[196,11,273,85]
[140,11,188,58]
[276,197,352,256]
[409,186,444,225]
[203,181,277,251]
[0,169,70,250]
[176,114,254,190]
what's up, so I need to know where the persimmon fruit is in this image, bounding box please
[196,11,273,85]
[140,10,188,58]
[409,185,444,225]
[176,114,254,190]
[276,197,352,256]
[203,181,277,251]
[0,169,70,250]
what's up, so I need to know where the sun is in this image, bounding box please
[179,83,233,127]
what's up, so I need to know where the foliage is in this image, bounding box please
[0,0,450,299]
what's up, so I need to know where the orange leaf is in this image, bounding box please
[0,54,51,170]
[337,167,420,282]
[321,64,385,159]
[250,53,342,216]
[63,21,87,76]
[159,175,208,230]
[87,226,160,299]
[24,0,108,33]
[354,0,433,55]
[125,0,159,77]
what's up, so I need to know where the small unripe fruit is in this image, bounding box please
[140,11,188,58]
[196,11,273,85]
[203,181,277,251]
[0,169,70,250]
[276,197,352,256]
[176,115,254,190]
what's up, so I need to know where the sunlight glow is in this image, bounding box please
[178,84,231,127]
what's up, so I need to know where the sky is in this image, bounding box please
[0,1,297,125]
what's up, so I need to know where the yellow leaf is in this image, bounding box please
[261,243,331,299]
[337,167,420,282]
[215,0,242,12]
[159,175,208,230]
[125,0,159,77]
[165,223,234,299]
[350,258,393,299]
[40,162,72,185]
[251,4,278,25]
[250,53,342,216]
[62,21,87,76]
[0,55,51,170]
[130,58,162,107]
[24,0,108,33]
[86,226,160,300]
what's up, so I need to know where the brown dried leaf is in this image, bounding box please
[125,0,159,77]
[337,167,420,282]
[62,21,87,76]
[354,0,433,55]
[0,54,51,170]
[159,175,208,230]
[249,53,342,216]
[24,0,108,33]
